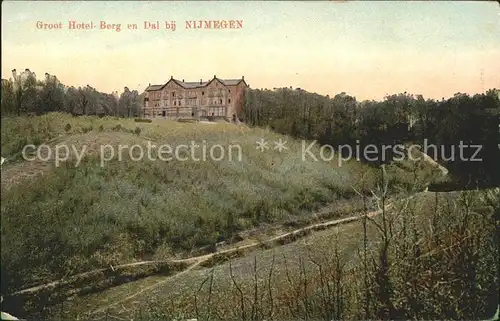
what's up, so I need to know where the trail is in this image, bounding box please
[417,149,449,176]
[85,202,394,318]
[91,260,203,316]
[1,132,155,191]
[12,203,385,297]
[5,200,391,319]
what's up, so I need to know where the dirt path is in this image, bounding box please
[84,203,394,318]
[4,200,392,319]
[80,201,400,319]
[12,201,389,298]
[91,261,203,316]
[1,132,155,191]
[409,147,449,177]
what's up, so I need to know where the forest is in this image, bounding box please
[0,69,143,118]
[244,87,500,187]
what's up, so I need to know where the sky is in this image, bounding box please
[2,1,500,101]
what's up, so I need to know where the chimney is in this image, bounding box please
[242,76,244,80]
[200,79,202,85]
[171,76,173,79]
[182,79,184,82]
[214,75,216,78]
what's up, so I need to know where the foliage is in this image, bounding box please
[1,113,377,296]
[244,88,500,186]
[1,69,142,118]
[134,118,153,123]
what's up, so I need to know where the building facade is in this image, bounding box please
[142,75,247,121]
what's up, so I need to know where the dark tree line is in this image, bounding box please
[244,87,500,186]
[1,69,143,118]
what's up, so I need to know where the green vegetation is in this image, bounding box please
[59,188,498,321]
[244,88,500,186]
[2,70,496,320]
[1,69,142,118]
[134,118,152,123]
[0,113,441,298]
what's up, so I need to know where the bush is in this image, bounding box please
[82,125,93,133]
[134,126,141,136]
[134,118,152,123]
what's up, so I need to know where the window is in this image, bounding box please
[202,91,204,95]
[228,99,231,103]
[174,101,176,106]
[172,92,175,97]
[220,99,222,104]
[179,100,181,106]
[229,89,231,93]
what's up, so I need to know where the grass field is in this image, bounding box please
[1,113,445,319]
[49,189,500,321]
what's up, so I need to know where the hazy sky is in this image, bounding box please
[2,1,499,100]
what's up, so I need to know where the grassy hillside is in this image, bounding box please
[0,113,441,308]
[58,189,499,321]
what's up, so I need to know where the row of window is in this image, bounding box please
[149,90,232,102]
[165,88,231,98]
[149,98,231,108]
[144,107,227,118]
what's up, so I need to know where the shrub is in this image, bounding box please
[134,118,152,123]
[134,126,141,136]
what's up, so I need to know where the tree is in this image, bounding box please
[38,73,65,115]
[118,87,140,117]
[11,69,37,116]
[1,79,15,115]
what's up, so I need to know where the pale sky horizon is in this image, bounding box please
[2,1,500,101]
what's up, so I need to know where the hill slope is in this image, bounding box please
[1,113,444,318]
